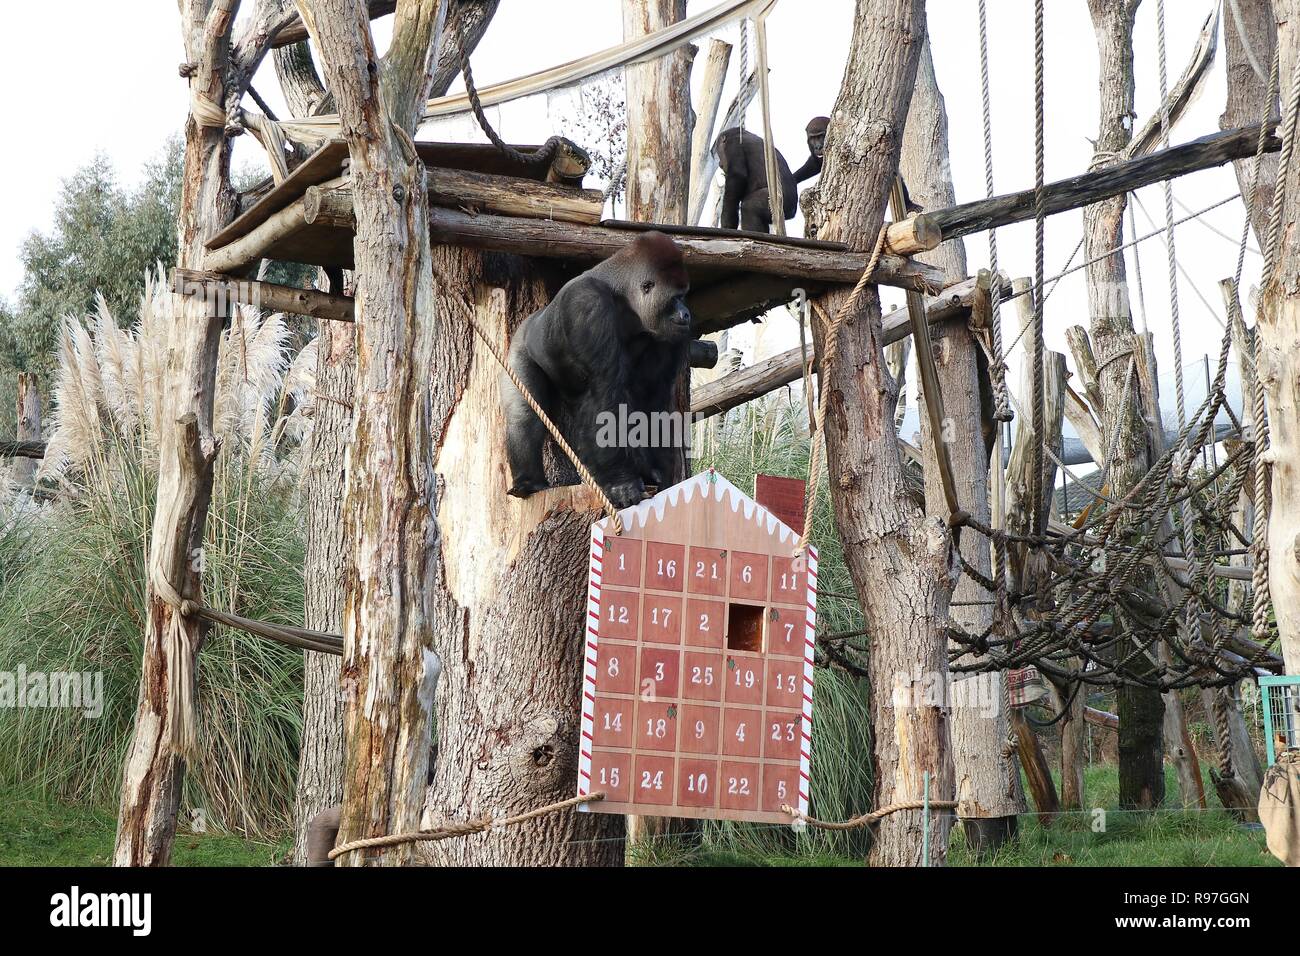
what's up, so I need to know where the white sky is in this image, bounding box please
[0,0,1259,428]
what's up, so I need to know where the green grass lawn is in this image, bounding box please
[0,788,290,867]
[0,763,1280,867]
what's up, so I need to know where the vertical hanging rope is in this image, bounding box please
[977,0,1011,425]
[1029,0,1047,538]
[1155,0,1200,643]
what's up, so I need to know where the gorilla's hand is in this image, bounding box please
[606,478,647,510]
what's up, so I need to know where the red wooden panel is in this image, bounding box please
[765,658,803,710]
[601,590,640,641]
[754,473,807,534]
[762,763,801,813]
[720,760,760,812]
[764,710,802,761]
[766,606,805,659]
[635,699,679,753]
[686,546,728,595]
[637,646,681,700]
[640,595,683,645]
[722,706,762,758]
[633,754,675,806]
[678,757,720,809]
[679,703,721,755]
[593,696,633,749]
[724,656,763,705]
[595,642,637,695]
[770,555,807,607]
[685,597,726,648]
[682,652,724,702]
[729,551,769,602]
[591,750,631,803]
[601,536,643,588]
[645,542,685,592]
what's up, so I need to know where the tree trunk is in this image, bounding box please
[291,312,353,865]
[620,0,697,852]
[302,0,447,865]
[1251,0,1300,675]
[114,0,241,866]
[419,250,624,866]
[1084,0,1164,809]
[802,0,954,867]
[1222,0,1279,242]
[900,36,1021,850]
[14,373,40,487]
[286,5,497,865]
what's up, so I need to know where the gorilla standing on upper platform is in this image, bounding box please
[714,116,829,233]
[501,231,692,510]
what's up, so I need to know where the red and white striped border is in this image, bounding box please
[798,545,818,816]
[576,523,605,808]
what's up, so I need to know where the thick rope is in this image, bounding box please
[1028,0,1047,539]
[782,798,958,831]
[328,792,604,860]
[463,311,625,535]
[977,0,1012,425]
[795,226,890,558]
[455,22,562,169]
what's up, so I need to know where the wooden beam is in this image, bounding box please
[426,206,949,290]
[272,0,397,49]
[1084,707,1119,731]
[690,276,984,417]
[928,121,1280,242]
[308,171,606,229]
[172,269,355,322]
[0,439,45,459]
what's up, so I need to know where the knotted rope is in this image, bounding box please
[328,792,604,860]
[795,225,890,559]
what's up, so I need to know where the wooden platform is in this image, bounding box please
[202,140,947,335]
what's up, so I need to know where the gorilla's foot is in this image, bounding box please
[605,479,647,510]
[507,477,550,498]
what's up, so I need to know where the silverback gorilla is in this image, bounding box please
[714,115,829,233]
[501,231,692,509]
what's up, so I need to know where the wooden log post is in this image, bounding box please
[114,0,249,867]
[14,373,41,486]
[621,0,696,854]
[1261,1,1300,676]
[1084,0,1164,812]
[802,0,954,866]
[900,35,1022,851]
[1004,277,1065,823]
[687,38,731,225]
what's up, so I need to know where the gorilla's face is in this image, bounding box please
[635,274,692,342]
[808,130,826,159]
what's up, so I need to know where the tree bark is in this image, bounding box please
[1261,0,1300,673]
[418,251,624,866]
[14,373,40,487]
[113,0,242,867]
[301,0,447,866]
[802,0,954,867]
[1084,0,1165,810]
[900,36,1021,849]
[291,309,353,865]
[621,0,697,853]
[1222,0,1279,243]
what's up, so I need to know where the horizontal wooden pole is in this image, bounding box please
[691,275,983,418]
[883,213,941,256]
[306,171,605,230]
[173,269,355,322]
[930,121,1280,241]
[427,206,948,292]
[0,439,45,459]
[1084,707,1118,731]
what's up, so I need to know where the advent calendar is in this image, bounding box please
[576,470,816,823]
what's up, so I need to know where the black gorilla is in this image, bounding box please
[714,115,829,233]
[501,231,692,509]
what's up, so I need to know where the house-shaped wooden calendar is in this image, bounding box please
[576,469,816,824]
